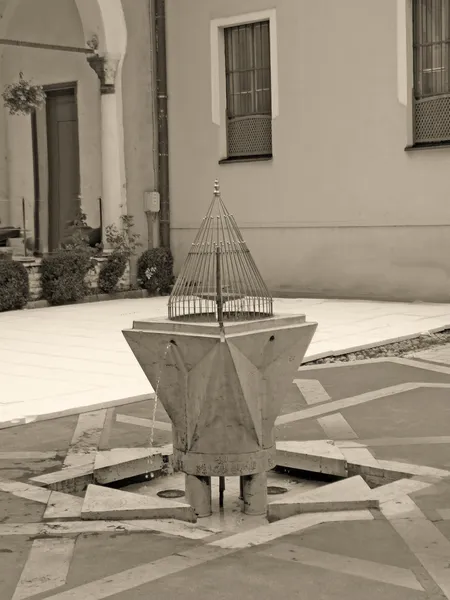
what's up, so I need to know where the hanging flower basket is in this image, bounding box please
[2,72,46,116]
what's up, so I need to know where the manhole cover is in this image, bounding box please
[267,486,288,495]
[157,489,185,499]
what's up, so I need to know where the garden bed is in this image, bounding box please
[18,255,131,301]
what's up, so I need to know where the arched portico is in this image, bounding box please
[0,0,128,250]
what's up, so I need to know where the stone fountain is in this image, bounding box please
[123,181,317,518]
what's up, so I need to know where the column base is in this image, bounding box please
[185,474,212,518]
[241,472,267,516]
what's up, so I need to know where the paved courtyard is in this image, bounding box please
[1,297,450,426]
[1,351,450,599]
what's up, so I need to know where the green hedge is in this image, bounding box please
[0,260,29,312]
[98,252,128,294]
[41,250,94,306]
[137,247,174,295]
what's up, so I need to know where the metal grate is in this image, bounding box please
[227,114,272,157]
[168,180,273,323]
[224,21,272,157]
[414,94,450,141]
[413,0,450,142]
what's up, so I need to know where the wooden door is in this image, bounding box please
[46,88,80,251]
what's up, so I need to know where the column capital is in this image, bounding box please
[87,53,120,94]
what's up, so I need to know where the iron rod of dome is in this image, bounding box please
[0,38,95,54]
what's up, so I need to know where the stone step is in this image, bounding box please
[81,484,196,523]
[30,464,94,494]
[93,445,173,485]
[268,475,378,522]
[276,440,348,477]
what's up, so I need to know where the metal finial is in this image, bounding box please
[213,179,220,196]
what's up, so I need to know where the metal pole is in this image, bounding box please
[219,476,225,509]
[30,109,41,256]
[216,245,224,327]
[98,197,103,247]
[154,0,170,249]
[21,197,27,257]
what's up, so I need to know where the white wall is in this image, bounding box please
[0,0,101,246]
[165,0,450,302]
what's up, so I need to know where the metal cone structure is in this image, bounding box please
[123,182,317,517]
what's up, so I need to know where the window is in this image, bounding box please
[413,0,450,143]
[224,21,272,158]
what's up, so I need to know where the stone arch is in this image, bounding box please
[0,0,127,56]
[0,0,128,243]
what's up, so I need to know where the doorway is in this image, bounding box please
[46,86,80,251]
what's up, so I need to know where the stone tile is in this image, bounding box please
[342,387,450,440]
[276,440,347,477]
[0,478,50,504]
[65,532,200,589]
[12,538,75,600]
[0,490,46,524]
[0,536,33,600]
[43,491,84,521]
[318,413,359,440]
[81,484,196,523]
[276,418,328,442]
[211,510,374,550]
[371,444,450,472]
[284,519,422,570]
[0,415,77,452]
[0,519,215,540]
[411,345,450,365]
[259,544,424,591]
[64,410,107,469]
[268,476,376,521]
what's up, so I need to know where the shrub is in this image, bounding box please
[104,214,141,258]
[0,260,29,312]
[137,247,174,295]
[41,249,94,306]
[98,252,128,294]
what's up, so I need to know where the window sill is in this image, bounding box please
[405,141,450,152]
[219,155,273,165]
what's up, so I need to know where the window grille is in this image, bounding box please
[224,21,272,158]
[413,0,450,143]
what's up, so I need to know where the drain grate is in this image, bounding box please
[267,486,288,495]
[157,489,185,499]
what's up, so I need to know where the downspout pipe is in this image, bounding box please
[154,0,170,249]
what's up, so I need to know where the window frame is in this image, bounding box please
[210,9,279,162]
[411,0,450,145]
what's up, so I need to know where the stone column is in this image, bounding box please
[87,53,123,244]
[241,472,267,516]
[185,474,212,518]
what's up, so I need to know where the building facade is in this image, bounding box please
[0,0,157,254]
[165,0,450,302]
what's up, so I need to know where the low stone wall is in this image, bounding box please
[17,256,131,301]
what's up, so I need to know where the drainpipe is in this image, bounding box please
[154,0,170,249]
[30,109,41,256]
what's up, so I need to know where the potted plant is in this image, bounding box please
[2,72,46,116]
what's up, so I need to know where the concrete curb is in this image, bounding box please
[25,289,151,310]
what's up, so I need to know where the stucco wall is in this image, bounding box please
[0,0,155,253]
[121,0,156,247]
[0,0,102,248]
[165,0,450,302]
